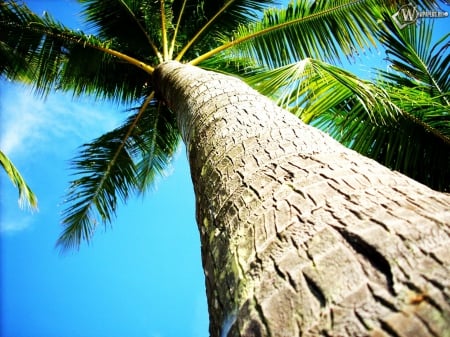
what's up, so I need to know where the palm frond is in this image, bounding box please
[312,102,450,191]
[59,43,152,103]
[245,58,401,124]
[202,0,386,67]
[198,53,263,77]
[79,0,162,61]
[384,84,450,139]
[202,0,441,68]
[359,16,450,190]
[1,1,153,100]
[0,150,38,210]
[377,16,449,104]
[57,93,179,251]
[133,101,180,192]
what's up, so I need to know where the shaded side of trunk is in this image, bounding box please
[153,61,450,337]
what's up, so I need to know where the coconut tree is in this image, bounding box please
[1,1,449,336]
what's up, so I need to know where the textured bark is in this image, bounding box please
[153,61,450,337]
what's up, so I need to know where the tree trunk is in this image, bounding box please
[153,61,450,337]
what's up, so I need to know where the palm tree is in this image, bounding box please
[1,1,449,336]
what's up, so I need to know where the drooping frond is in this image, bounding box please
[0,150,38,210]
[202,0,438,68]
[57,93,179,251]
[132,100,180,192]
[312,96,449,191]
[58,42,153,103]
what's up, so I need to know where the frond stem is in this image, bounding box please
[10,21,155,74]
[116,0,163,63]
[168,0,187,59]
[96,45,155,74]
[402,109,450,146]
[175,0,236,61]
[73,91,155,228]
[160,0,169,61]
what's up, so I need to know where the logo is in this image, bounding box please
[392,3,448,29]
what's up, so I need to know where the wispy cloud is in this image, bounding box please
[1,82,123,157]
[0,216,34,234]
[0,81,126,233]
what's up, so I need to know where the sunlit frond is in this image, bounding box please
[245,58,401,124]
[0,150,38,210]
[207,0,441,69]
[198,53,262,78]
[384,84,450,137]
[207,0,386,68]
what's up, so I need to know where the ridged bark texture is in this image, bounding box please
[153,61,450,337]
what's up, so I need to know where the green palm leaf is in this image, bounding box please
[312,101,449,191]
[59,42,152,103]
[204,0,441,68]
[79,0,163,61]
[377,16,449,103]
[245,58,401,124]
[0,1,153,99]
[78,0,276,62]
[0,150,38,210]
[57,94,179,250]
[132,101,179,192]
[373,17,450,190]
[207,0,387,68]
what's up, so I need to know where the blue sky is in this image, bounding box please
[0,1,207,337]
[1,1,448,337]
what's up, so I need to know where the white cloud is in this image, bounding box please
[0,216,33,234]
[0,81,126,233]
[0,82,124,157]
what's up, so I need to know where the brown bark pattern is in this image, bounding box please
[153,61,450,337]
